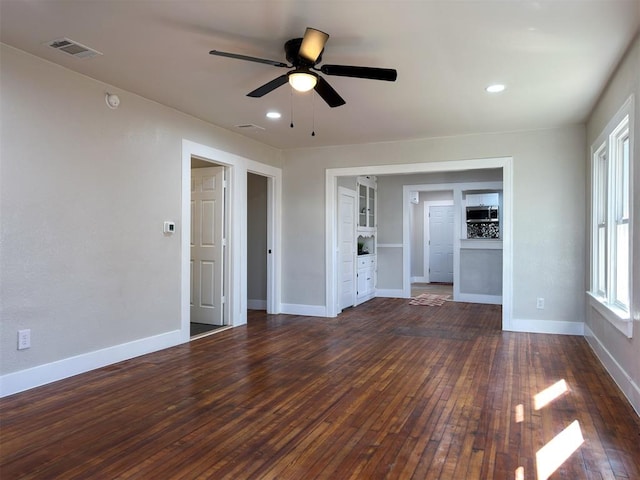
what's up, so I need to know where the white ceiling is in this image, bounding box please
[1,1,638,150]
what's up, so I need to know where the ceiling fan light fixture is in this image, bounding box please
[288,71,317,92]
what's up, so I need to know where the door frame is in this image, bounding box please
[325,157,513,331]
[423,200,454,284]
[181,140,282,342]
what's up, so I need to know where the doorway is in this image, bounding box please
[181,140,283,341]
[325,157,513,330]
[190,159,228,338]
[247,172,268,312]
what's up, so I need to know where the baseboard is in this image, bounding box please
[507,318,584,336]
[375,289,406,298]
[457,293,502,305]
[411,277,428,284]
[280,303,327,317]
[247,299,267,310]
[584,325,640,416]
[0,329,183,398]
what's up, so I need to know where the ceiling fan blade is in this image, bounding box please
[210,50,288,68]
[314,76,346,108]
[247,74,289,97]
[320,64,398,81]
[299,27,329,63]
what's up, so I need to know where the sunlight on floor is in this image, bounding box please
[534,379,568,411]
[536,420,584,480]
[529,379,583,480]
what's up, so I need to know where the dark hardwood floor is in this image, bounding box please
[1,298,639,479]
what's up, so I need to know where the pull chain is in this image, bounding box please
[290,89,294,128]
[311,91,316,137]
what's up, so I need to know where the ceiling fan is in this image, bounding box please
[209,27,398,108]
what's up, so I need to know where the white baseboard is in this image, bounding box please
[411,276,428,283]
[247,299,267,310]
[376,289,406,298]
[457,293,502,305]
[0,329,183,398]
[280,303,327,317]
[584,325,640,416]
[507,318,584,336]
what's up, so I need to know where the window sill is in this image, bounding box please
[587,291,633,338]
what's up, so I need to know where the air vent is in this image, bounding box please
[235,124,265,131]
[46,38,102,59]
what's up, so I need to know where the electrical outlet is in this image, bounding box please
[18,329,31,350]
[536,298,545,310]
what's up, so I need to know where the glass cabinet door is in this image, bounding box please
[368,187,375,228]
[358,184,367,227]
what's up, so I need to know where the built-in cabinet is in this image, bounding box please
[466,192,499,206]
[358,180,376,231]
[356,176,377,305]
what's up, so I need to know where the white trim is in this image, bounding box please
[457,293,502,305]
[376,288,406,298]
[508,319,584,336]
[0,330,182,398]
[326,157,513,329]
[411,276,428,283]
[181,140,283,342]
[587,292,633,338]
[247,299,267,310]
[280,304,327,317]
[584,324,640,416]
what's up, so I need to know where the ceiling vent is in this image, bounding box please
[46,38,102,59]
[235,124,265,131]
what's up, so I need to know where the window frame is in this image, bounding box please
[588,95,634,338]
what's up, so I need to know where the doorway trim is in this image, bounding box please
[325,156,513,330]
[181,140,282,342]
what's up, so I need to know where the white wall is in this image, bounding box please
[0,45,281,394]
[282,125,586,329]
[585,35,639,414]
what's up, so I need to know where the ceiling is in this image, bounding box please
[1,1,638,150]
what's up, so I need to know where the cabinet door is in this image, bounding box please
[357,268,367,297]
[358,184,367,227]
[368,186,375,228]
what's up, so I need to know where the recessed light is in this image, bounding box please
[266,111,281,119]
[486,84,506,93]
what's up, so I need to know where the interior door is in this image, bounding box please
[428,205,454,283]
[338,188,356,310]
[191,166,224,325]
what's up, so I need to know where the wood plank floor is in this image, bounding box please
[1,298,639,479]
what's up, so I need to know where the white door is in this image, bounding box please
[191,166,225,325]
[428,205,454,283]
[338,188,356,310]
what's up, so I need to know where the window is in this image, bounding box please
[589,96,633,337]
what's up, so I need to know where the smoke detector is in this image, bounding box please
[46,38,102,59]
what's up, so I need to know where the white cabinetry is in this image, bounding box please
[356,255,376,304]
[466,192,499,206]
[356,176,377,305]
[358,176,376,231]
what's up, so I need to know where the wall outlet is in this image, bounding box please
[18,329,31,350]
[536,298,545,309]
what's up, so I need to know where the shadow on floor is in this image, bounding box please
[190,322,226,337]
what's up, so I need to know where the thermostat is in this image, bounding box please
[163,221,175,234]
